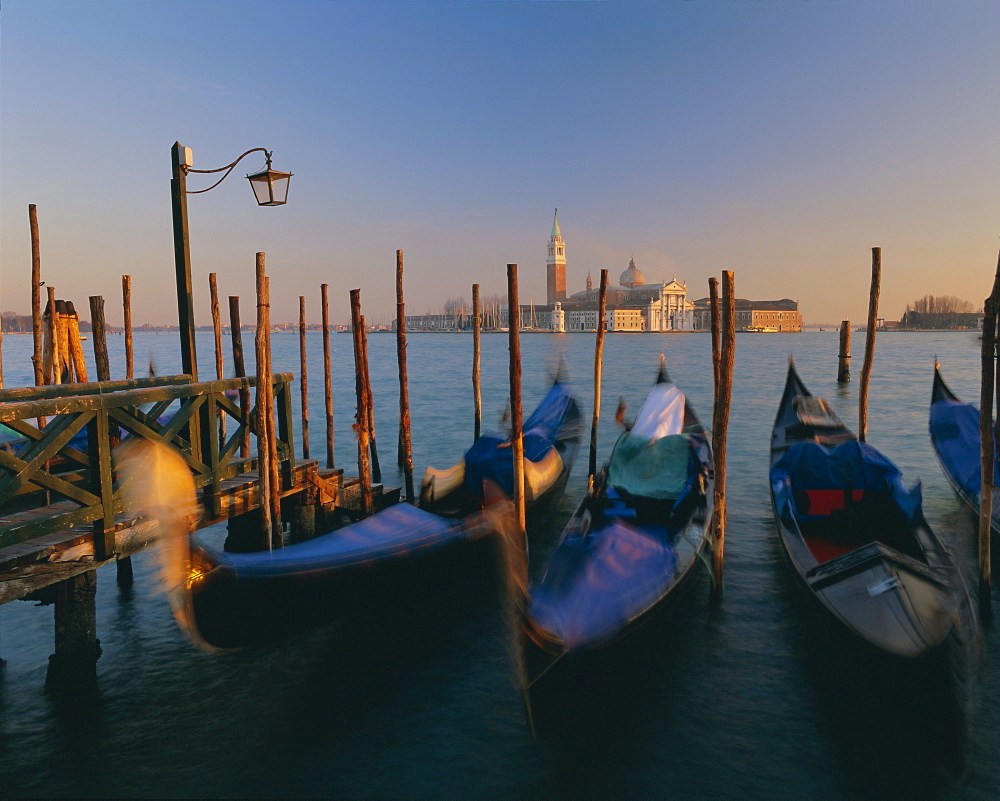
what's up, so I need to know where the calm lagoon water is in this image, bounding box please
[1,329,998,798]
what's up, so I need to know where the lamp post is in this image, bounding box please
[170,142,292,380]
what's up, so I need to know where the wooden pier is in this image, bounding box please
[0,372,396,680]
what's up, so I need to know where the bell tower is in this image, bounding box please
[546,209,566,305]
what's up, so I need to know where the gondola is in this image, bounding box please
[769,360,962,659]
[515,363,713,711]
[419,380,582,525]
[117,439,514,650]
[930,362,1000,533]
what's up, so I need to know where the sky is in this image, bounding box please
[2,0,999,328]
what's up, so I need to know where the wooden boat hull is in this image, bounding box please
[186,503,510,649]
[517,371,713,720]
[420,381,582,526]
[929,363,1000,534]
[770,361,962,660]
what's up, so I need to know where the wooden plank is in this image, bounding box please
[0,374,191,403]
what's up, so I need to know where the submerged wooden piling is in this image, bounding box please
[122,275,134,379]
[837,320,851,383]
[396,250,415,502]
[859,247,881,442]
[229,296,250,459]
[472,283,482,442]
[589,269,609,480]
[47,571,100,686]
[507,264,526,534]
[29,204,43,386]
[711,271,735,602]
[322,284,335,469]
[979,253,1000,617]
[350,289,374,517]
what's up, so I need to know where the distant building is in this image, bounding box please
[546,209,567,305]
[691,297,802,332]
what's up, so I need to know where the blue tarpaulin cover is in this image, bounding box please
[528,520,678,651]
[930,397,999,496]
[770,439,922,521]
[202,504,477,578]
[464,382,575,498]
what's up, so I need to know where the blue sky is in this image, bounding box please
[2,1,998,327]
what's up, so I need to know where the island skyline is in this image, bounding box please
[2,2,998,332]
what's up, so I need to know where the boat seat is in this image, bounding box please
[794,488,865,517]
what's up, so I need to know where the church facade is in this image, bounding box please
[535,210,695,332]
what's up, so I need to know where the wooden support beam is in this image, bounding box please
[47,570,100,686]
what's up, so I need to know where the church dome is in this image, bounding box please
[619,257,645,288]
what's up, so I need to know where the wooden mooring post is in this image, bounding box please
[507,264,526,534]
[122,275,134,379]
[837,320,851,383]
[90,295,134,587]
[978,252,1000,617]
[859,247,881,442]
[711,271,735,602]
[349,290,375,516]
[360,319,381,485]
[589,269,609,480]
[30,204,43,386]
[322,284,335,470]
[299,296,310,460]
[229,296,251,459]
[396,250,415,502]
[255,254,282,548]
[472,283,482,442]
[709,277,721,393]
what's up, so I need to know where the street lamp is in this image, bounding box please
[170,142,292,380]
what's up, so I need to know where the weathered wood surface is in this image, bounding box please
[0,374,191,403]
[30,204,43,386]
[123,275,134,380]
[859,247,881,442]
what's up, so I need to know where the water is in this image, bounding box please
[1,329,997,798]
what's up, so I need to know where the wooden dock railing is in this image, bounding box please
[0,373,295,559]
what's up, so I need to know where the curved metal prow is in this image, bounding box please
[656,353,671,384]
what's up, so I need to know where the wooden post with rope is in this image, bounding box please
[838,320,851,383]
